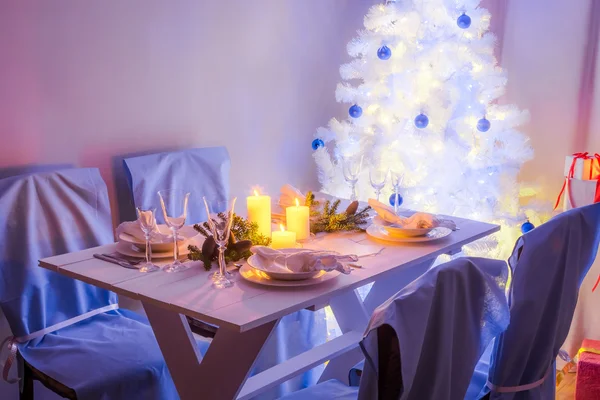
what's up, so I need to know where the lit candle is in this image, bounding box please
[271,224,296,249]
[247,190,272,237]
[286,198,310,241]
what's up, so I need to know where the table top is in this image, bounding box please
[39,216,499,332]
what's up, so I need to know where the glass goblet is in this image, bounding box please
[390,171,404,214]
[158,189,191,273]
[342,155,363,201]
[135,207,160,273]
[369,167,388,201]
[203,196,237,289]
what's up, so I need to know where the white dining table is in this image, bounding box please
[39,216,499,400]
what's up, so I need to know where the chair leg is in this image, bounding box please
[20,361,34,400]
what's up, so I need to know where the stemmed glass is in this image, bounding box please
[158,189,191,273]
[390,171,404,215]
[135,207,160,273]
[369,166,388,201]
[203,197,237,289]
[342,155,363,201]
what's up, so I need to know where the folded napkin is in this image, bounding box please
[116,221,170,243]
[250,246,357,274]
[279,184,307,208]
[368,198,457,230]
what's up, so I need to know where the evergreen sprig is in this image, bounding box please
[305,191,371,234]
[187,213,271,270]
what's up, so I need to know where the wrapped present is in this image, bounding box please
[576,339,600,400]
[564,152,600,180]
[561,179,600,211]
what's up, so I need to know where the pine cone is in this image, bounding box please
[202,236,217,260]
[231,240,252,254]
[345,201,359,215]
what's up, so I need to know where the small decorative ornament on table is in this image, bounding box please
[188,214,270,271]
[306,191,371,234]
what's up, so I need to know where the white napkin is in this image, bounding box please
[116,221,170,243]
[368,198,456,230]
[279,184,307,208]
[250,246,357,274]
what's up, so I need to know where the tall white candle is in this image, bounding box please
[247,190,272,237]
[271,224,296,249]
[286,198,310,240]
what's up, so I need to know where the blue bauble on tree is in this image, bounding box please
[414,113,429,129]
[477,117,491,132]
[311,138,324,150]
[521,220,535,234]
[349,104,363,118]
[389,193,403,207]
[377,45,392,60]
[457,13,471,29]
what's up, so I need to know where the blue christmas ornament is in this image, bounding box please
[457,13,471,29]
[414,113,429,129]
[389,193,403,207]
[349,104,363,118]
[477,117,491,132]
[377,45,392,60]
[521,220,535,234]
[311,138,324,150]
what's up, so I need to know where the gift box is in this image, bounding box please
[576,339,600,400]
[562,179,600,211]
[564,153,600,180]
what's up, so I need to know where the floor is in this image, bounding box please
[557,372,577,399]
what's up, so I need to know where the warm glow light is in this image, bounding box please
[295,198,299,207]
[472,63,483,72]
[279,224,285,232]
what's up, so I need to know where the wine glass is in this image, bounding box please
[158,189,191,273]
[135,207,161,273]
[203,197,237,289]
[342,155,363,201]
[369,166,388,201]
[390,171,404,215]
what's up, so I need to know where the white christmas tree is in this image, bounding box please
[313,0,539,259]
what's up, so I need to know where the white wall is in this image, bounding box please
[0,1,376,398]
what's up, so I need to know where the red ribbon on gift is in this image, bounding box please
[554,152,589,210]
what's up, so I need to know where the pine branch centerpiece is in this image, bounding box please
[305,191,371,233]
[188,213,270,271]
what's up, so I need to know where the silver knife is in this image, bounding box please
[93,253,140,270]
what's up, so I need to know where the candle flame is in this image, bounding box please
[279,224,285,232]
[254,190,259,196]
[295,198,299,207]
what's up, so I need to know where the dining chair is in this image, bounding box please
[280,256,511,400]
[122,147,231,224]
[0,168,209,400]
[466,202,600,399]
[122,147,329,398]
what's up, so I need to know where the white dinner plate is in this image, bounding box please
[239,264,340,287]
[366,224,452,243]
[118,225,198,252]
[115,241,191,259]
[247,251,321,281]
[373,216,433,237]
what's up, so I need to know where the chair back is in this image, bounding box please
[487,203,600,399]
[357,257,510,400]
[122,147,231,224]
[0,168,116,338]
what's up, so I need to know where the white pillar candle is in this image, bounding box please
[247,190,272,237]
[286,198,310,240]
[271,224,296,249]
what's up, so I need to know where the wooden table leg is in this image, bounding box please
[318,289,369,384]
[143,301,278,400]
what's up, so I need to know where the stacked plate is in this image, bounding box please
[239,249,341,287]
[116,224,199,258]
[368,216,452,243]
